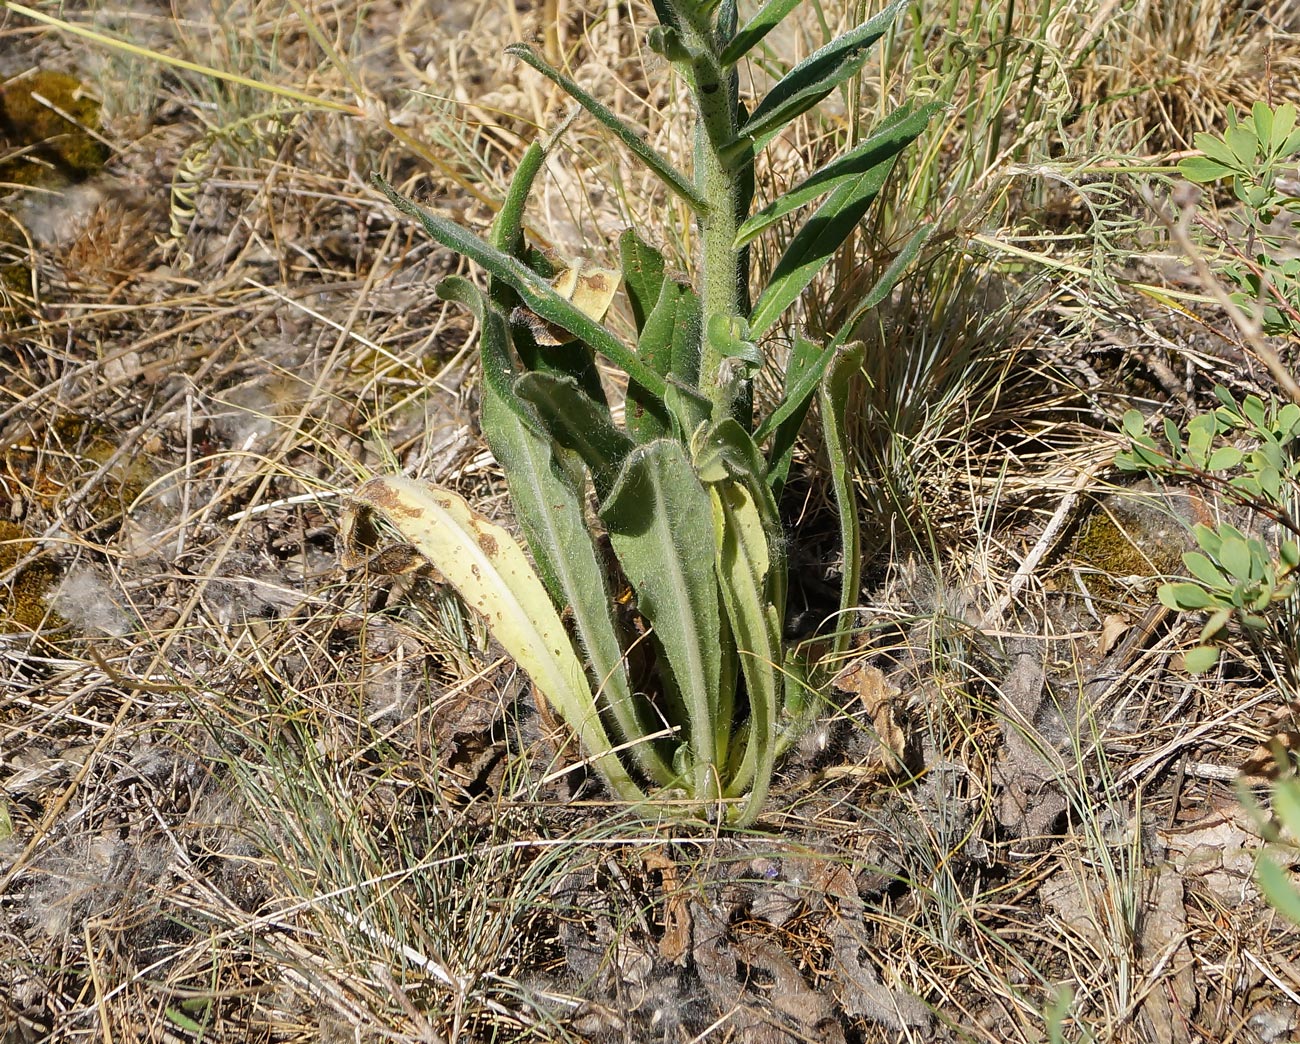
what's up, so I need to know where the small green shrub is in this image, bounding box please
[1116,387,1300,672]
[1253,774,1300,927]
[344,0,934,824]
[1178,101,1300,340]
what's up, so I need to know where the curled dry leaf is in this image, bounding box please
[1098,612,1131,657]
[832,659,908,774]
[642,848,691,964]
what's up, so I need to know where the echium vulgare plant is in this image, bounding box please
[344,0,935,825]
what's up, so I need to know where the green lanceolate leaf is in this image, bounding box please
[345,476,645,802]
[735,102,939,248]
[374,175,668,401]
[481,388,672,785]
[717,0,738,39]
[438,276,541,436]
[764,335,823,495]
[504,44,708,214]
[629,276,701,444]
[698,419,783,536]
[748,152,907,339]
[755,226,934,440]
[650,0,680,29]
[729,0,906,160]
[493,138,608,405]
[665,377,715,444]
[514,371,633,501]
[695,418,785,798]
[819,339,864,663]
[619,228,668,333]
[828,222,934,347]
[490,140,546,307]
[601,440,723,800]
[719,0,802,66]
[439,275,598,510]
[710,479,781,826]
[694,417,786,605]
[445,279,671,785]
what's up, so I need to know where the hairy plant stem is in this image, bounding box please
[671,6,745,418]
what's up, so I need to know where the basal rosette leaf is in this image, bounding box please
[440,277,671,786]
[344,476,645,802]
[600,440,724,802]
[710,478,780,825]
[514,371,632,502]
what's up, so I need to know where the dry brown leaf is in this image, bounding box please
[642,848,691,964]
[832,660,907,774]
[1239,704,1300,781]
[1098,612,1131,657]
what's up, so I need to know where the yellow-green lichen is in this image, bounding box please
[0,70,110,186]
[0,520,60,632]
[1074,496,1190,603]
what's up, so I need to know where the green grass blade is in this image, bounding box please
[735,102,938,248]
[719,0,802,67]
[819,340,864,663]
[505,44,708,214]
[601,441,723,801]
[374,175,668,401]
[346,477,645,803]
[730,0,905,159]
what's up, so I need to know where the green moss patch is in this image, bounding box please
[0,519,60,632]
[1074,493,1192,603]
[0,70,110,186]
